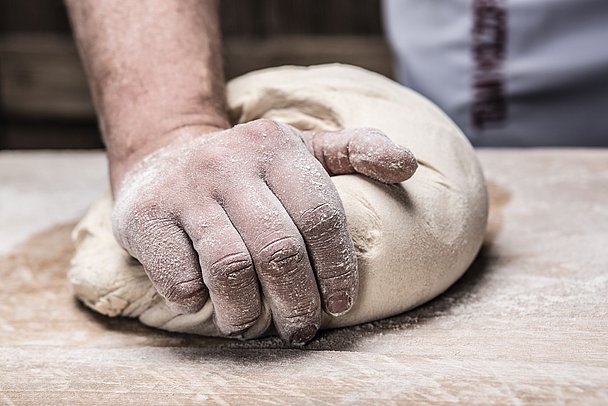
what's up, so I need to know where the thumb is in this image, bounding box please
[301,127,417,183]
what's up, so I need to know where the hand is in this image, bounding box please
[111,119,417,344]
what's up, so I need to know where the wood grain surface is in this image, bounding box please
[0,150,607,404]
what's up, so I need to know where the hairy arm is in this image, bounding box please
[66,0,229,188]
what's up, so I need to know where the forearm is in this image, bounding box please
[66,0,229,185]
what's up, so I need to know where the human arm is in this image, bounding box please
[66,0,418,344]
[66,0,229,187]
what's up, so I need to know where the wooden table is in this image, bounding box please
[1,150,607,404]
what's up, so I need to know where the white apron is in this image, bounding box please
[383,0,608,146]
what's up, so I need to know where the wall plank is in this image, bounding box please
[0,0,388,148]
[0,34,392,119]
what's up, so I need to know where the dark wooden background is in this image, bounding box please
[0,0,392,149]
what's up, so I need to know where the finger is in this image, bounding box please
[301,127,418,183]
[265,144,358,317]
[182,204,262,336]
[222,182,321,345]
[115,213,207,314]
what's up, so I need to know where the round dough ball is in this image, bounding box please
[69,64,488,338]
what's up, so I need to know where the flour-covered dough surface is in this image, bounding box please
[70,64,488,337]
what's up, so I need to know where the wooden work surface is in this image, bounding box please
[1,150,607,404]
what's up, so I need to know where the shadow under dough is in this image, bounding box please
[3,178,508,358]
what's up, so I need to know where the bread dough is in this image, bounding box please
[69,64,488,338]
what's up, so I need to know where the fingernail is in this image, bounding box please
[327,291,352,316]
[290,324,317,345]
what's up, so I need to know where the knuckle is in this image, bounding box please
[318,260,357,284]
[141,217,176,237]
[284,304,319,324]
[164,277,205,305]
[300,202,346,238]
[130,200,164,221]
[253,118,282,134]
[208,253,254,286]
[123,217,179,256]
[248,119,298,143]
[315,239,358,283]
[116,201,169,237]
[197,145,232,173]
[258,237,306,277]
